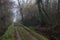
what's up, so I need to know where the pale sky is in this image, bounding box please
[11,0,36,22]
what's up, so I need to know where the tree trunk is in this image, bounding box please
[17,0,23,21]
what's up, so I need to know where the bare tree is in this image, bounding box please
[17,0,23,22]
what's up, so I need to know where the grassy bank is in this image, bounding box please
[0,24,15,40]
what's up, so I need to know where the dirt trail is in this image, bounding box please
[20,24,39,40]
[24,28,39,40]
[14,24,39,40]
[14,27,22,40]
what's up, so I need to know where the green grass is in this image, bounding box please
[27,26,36,31]
[23,26,49,40]
[17,26,34,40]
[0,24,49,40]
[0,24,15,40]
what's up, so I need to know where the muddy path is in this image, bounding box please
[24,28,39,40]
[14,27,22,40]
[14,24,39,40]
[19,24,39,40]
